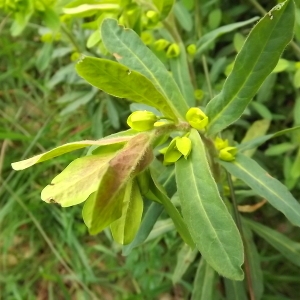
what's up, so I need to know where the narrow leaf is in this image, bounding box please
[191,259,216,300]
[63,4,119,15]
[76,56,177,120]
[11,136,130,170]
[238,125,300,152]
[220,154,300,227]
[122,202,164,255]
[196,17,259,57]
[172,244,197,284]
[41,154,114,207]
[110,179,144,245]
[206,1,295,135]
[101,18,189,119]
[224,279,247,300]
[244,218,300,267]
[176,129,244,280]
[147,174,195,248]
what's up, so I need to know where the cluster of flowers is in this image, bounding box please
[127,107,237,164]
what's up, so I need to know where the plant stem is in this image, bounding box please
[226,171,256,300]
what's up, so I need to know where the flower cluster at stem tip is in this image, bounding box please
[186,107,208,130]
[214,137,238,161]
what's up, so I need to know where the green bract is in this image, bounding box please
[127,111,158,131]
[219,146,238,161]
[186,107,209,130]
[214,137,229,150]
[166,43,180,58]
[161,136,192,164]
[154,39,170,51]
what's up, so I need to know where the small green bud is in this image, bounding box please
[41,32,53,43]
[127,111,158,131]
[186,107,208,130]
[146,10,159,23]
[219,146,237,162]
[140,31,154,45]
[70,52,80,61]
[154,39,170,51]
[187,44,197,56]
[214,137,229,151]
[194,89,204,101]
[166,43,180,58]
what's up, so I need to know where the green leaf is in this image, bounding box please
[101,18,189,119]
[206,1,295,135]
[76,56,178,120]
[196,17,259,57]
[41,154,115,207]
[243,222,264,299]
[63,4,119,15]
[11,136,130,170]
[224,279,247,300]
[265,143,296,156]
[241,119,270,157]
[169,42,195,106]
[191,259,216,300]
[87,133,154,235]
[176,129,244,280]
[172,244,197,284]
[153,0,174,20]
[238,125,300,152]
[220,154,300,227]
[122,202,164,255]
[147,174,195,248]
[244,218,300,268]
[110,179,144,244]
[173,1,193,32]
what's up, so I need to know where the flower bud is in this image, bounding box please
[194,89,204,101]
[140,31,154,45]
[187,44,197,56]
[166,43,180,58]
[127,111,158,131]
[146,10,159,23]
[214,137,229,151]
[219,147,237,162]
[186,107,208,130]
[154,39,170,51]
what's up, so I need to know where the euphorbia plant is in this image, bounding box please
[12,0,300,292]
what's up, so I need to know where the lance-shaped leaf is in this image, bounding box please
[146,173,195,248]
[76,56,177,120]
[220,154,300,227]
[192,259,217,300]
[206,0,295,135]
[101,18,189,119]
[86,133,154,235]
[238,125,300,152]
[63,4,119,15]
[176,129,244,280]
[110,179,143,245]
[41,154,115,207]
[11,136,130,170]
[244,218,300,267]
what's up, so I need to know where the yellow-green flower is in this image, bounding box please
[214,137,229,150]
[219,147,237,161]
[166,43,180,58]
[187,44,197,56]
[160,136,192,164]
[127,111,158,131]
[186,107,208,130]
[154,39,170,51]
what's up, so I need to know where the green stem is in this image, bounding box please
[226,171,256,300]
